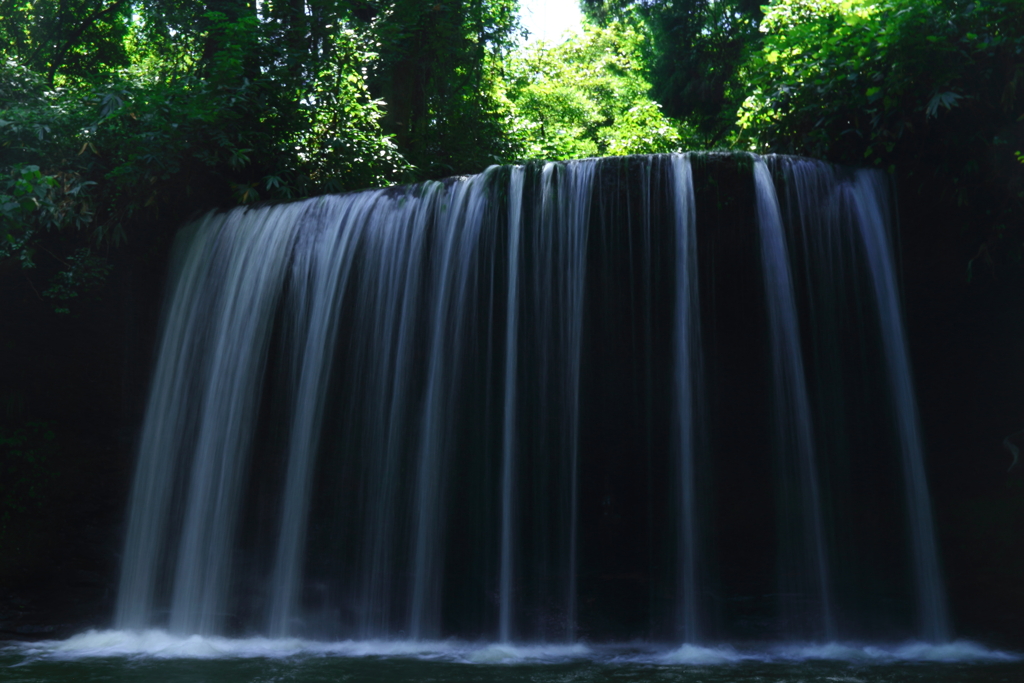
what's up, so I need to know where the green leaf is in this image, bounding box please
[925,91,963,119]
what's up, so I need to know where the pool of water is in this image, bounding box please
[2,631,1021,682]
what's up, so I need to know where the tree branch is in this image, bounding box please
[45,0,129,86]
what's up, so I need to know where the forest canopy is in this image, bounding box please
[2,0,1023,310]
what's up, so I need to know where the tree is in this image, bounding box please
[582,0,764,145]
[1,2,407,312]
[350,0,524,177]
[0,0,134,86]
[737,0,1024,275]
[503,17,691,159]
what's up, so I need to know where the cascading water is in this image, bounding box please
[848,170,951,642]
[116,154,950,644]
[672,155,702,643]
[498,166,525,643]
[769,158,950,641]
[753,159,834,639]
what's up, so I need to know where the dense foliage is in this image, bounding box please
[3,0,1024,303]
[503,17,691,159]
[354,0,523,176]
[739,0,1023,163]
[738,0,1024,275]
[582,0,1024,275]
[582,0,764,144]
[1,2,414,313]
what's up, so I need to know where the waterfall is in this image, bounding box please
[268,194,388,637]
[353,183,438,637]
[753,159,835,639]
[672,154,702,643]
[848,170,951,642]
[117,154,949,643]
[498,166,525,643]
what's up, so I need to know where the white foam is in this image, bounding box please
[868,640,1020,662]
[7,630,1020,665]
[659,643,755,665]
[771,639,1020,663]
[10,630,595,664]
[773,642,879,662]
[466,643,590,663]
[15,630,466,661]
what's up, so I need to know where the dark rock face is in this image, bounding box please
[0,229,170,641]
[0,437,128,640]
[899,184,1024,648]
